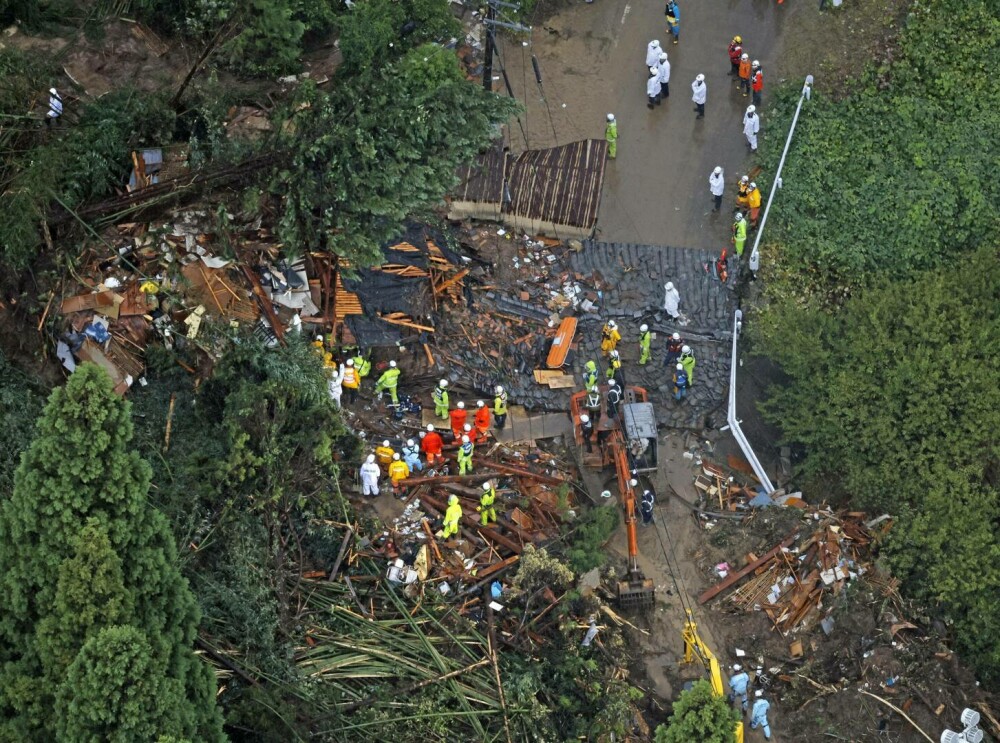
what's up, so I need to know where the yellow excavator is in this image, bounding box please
[681,609,745,743]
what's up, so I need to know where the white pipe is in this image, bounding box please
[749,75,813,273]
[727,309,775,494]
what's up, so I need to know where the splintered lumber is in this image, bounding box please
[377,313,435,332]
[327,527,354,582]
[402,472,500,487]
[475,555,519,581]
[238,259,285,344]
[422,492,522,555]
[163,393,177,453]
[422,519,443,563]
[698,532,799,605]
[433,267,470,295]
[471,457,564,485]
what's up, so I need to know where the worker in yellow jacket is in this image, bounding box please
[388,453,410,493]
[600,320,621,356]
[441,495,463,539]
[375,360,401,404]
[479,481,497,525]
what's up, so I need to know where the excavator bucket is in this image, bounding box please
[617,576,655,610]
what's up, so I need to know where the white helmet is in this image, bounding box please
[382,440,390,447]
[608,378,617,386]
[651,39,660,48]
[608,320,617,329]
[665,281,674,291]
[346,358,354,366]
[590,386,599,393]
[695,73,705,83]
[407,439,415,447]
[746,105,756,114]
[426,424,435,432]
[752,59,760,68]
[49,87,58,95]
[607,113,615,121]
[495,385,504,394]
[389,360,397,368]
[464,423,472,432]
[476,400,485,407]
[750,181,757,189]
[366,454,375,463]
[733,664,742,671]
[629,479,638,487]
[393,453,400,460]
[640,324,648,332]
[649,66,659,76]
[439,379,448,388]
[741,53,749,60]
[461,435,469,443]
[659,52,668,61]
[672,332,680,340]
[713,166,722,175]
[735,212,745,222]
[755,690,764,698]
[676,363,684,370]
[482,481,492,491]
[681,345,691,354]
[457,401,465,409]
[315,335,323,342]
[580,414,590,423]
[740,175,749,184]
[448,494,458,505]
[610,349,619,359]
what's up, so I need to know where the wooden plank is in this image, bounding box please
[61,291,115,314]
[378,314,435,333]
[698,532,799,605]
[433,268,470,295]
[545,316,576,369]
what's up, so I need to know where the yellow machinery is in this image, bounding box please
[681,609,745,743]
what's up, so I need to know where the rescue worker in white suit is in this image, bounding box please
[743,105,760,152]
[663,281,681,319]
[645,39,661,70]
[657,52,671,98]
[360,454,381,497]
[327,363,345,407]
[647,67,662,109]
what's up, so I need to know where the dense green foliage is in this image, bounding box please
[759,0,1000,297]
[562,503,619,573]
[272,43,519,266]
[655,680,738,743]
[336,0,460,73]
[758,248,1000,684]
[0,353,43,495]
[0,364,224,741]
[0,61,176,268]
[757,0,1000,688]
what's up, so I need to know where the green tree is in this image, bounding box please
[757,247,1000,685]
[656,679,738,743]
[337,0,461,73]
[0,352,44,495]
[758,0,1000,298]
[273,44,519,266]
[0,364,224,741]
[55,625,181,743]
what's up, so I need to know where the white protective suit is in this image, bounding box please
[360,459,381,496]
[663,283,681,317]
[743,111,760,151]
[709,169,725,197]
[658,59,671,87]
[647,74,662,100]
[645,41,661,68]
[691,79,706,105]
[328,364,345,407]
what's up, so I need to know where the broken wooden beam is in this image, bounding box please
[402,472,499,487]
[698,532,799,605]
[471,457,565,485]
[377,314,435,332]
[238,259,286,345]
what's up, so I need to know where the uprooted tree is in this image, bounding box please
[655,679,739,743]
[0,363,224,741]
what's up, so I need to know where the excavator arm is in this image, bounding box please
[607,429,655,609]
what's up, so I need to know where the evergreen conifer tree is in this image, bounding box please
[0,364,224,741]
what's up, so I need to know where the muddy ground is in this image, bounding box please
[500,0,909,249]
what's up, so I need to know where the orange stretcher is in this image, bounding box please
[545,317,577,369]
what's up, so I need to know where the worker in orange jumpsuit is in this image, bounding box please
[449,401,468,441]
[737,53,752,97]
[421,424,444,466]
[473,400,491,443]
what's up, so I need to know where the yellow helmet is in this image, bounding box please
[734,35,742,43]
